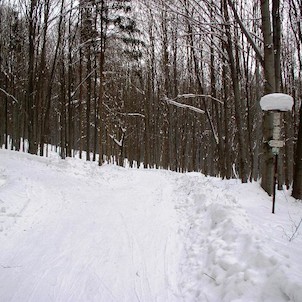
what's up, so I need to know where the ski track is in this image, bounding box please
[0,150,182,302]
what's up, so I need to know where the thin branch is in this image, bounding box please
[289,217,302,242]
[227,0,264,67]
[103,102,145,118]
[163,94,220,144]
[71,66,99,98]
[164,96,205,114]
[108,129,125,148]
[203,272,216,281]
[109,134,123,147]
[117,112,145,118]
[0,88,19,104]
[1,264,22,269]
[176,93,224,104]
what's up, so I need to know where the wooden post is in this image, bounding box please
[272,153,278,214]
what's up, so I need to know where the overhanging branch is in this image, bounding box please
[164,97,205,114]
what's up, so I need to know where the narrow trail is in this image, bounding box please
[0,151,182,302]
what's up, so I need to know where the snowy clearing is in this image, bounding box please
[0,149,301,302]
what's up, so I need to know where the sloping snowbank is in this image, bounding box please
[175,174,302,301]
[0,149,301,302]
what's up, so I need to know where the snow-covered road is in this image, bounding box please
[0,149,302,302]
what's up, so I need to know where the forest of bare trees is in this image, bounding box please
[0,0,301,199]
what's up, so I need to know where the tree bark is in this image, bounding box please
[223,0,248,182]
[293,105,302,199]
[27,0,38,154]
[260,0,276,195]
[98,0,106,166]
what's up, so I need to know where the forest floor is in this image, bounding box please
[0,149,301,302]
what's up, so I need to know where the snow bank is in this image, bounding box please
[176,174,302,302]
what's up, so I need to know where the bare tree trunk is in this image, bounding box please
[222,58,232,179]
[210,2,224,178]
[27,0,38,154]
[260,0,276,195]
[289,0,302,199]
[40,0,65,156]
[98,0,106,166]
[59,57,66,159]
[86,45,92,161]
[79,46,83,159]
[272,0,281,93]
[293,104,302,199]
[67,6,74,158]
[223,0,248,182]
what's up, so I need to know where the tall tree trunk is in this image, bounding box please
[260,0,277,195]
[67,9,74,158]
[27,0,38,154]
[59,57,66,159]
[289,0,302,199]
[40,0,65,156]
[223,0,248,182]
[272,0,281,93]
[79,48,83,159]
[292,105,302,199]
[86,45,91,161]
[98,0,106,166]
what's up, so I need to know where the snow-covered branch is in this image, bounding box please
[117,112,145,118]
[164,95,220,145]
[0,88,19,104]
[164,93,224,115]
[103,102,145,118]
[165,98,205,114]
[109,134,124,147]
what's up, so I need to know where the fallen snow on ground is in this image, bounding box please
[0,149,301,302]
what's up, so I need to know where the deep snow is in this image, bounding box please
[0,149,301,302]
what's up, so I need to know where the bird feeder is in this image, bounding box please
[260,93,294,213]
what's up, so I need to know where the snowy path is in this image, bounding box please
[0,151,181,302]
[1,150,302,302]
